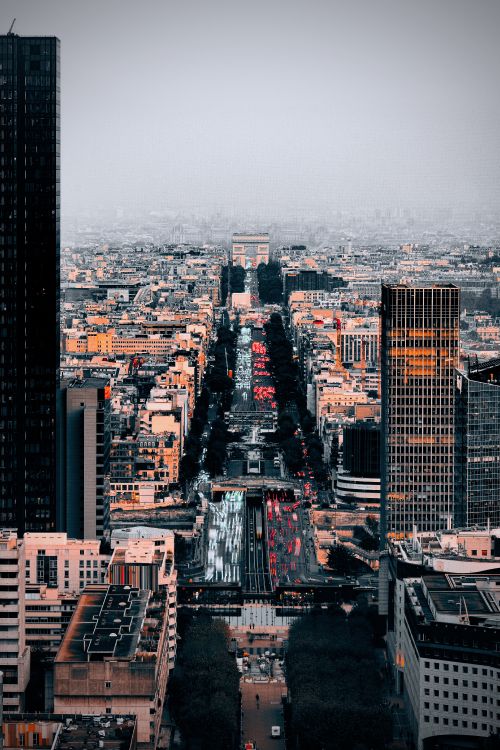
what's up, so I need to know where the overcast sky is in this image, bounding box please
[3,0,500,219]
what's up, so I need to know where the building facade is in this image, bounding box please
[58,379,111,539]
[0,530,30,712]
[0,34,60,533]
[54,584,171,748]
[336,422,381,505]
[381,285,460,539]
[455,360,500,528]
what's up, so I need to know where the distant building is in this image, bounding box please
[381,285,460,539]
[283,269,345,300]
[54,585,171,748]
[455,359,500,527]
[58,379,111,539]
[231,233,269,268]
[0,33,60,533]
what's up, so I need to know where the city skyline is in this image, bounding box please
[2,0,500,223]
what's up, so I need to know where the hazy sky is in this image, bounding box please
[3,0,500,219]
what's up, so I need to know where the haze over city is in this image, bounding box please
[3,0,500,222]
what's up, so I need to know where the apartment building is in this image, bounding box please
[54,584,171,747]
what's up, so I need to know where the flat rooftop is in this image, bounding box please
[56,584,149,663]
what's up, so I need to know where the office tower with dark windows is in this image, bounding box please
[58,379,111,540]
[0,34,60,533]
[380,285,460,539]
[455,359,500,528]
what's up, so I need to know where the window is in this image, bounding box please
[33,734,39,747]
[105,681,111,688]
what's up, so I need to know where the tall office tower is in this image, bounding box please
[380,285,460,539]
[0,34,60,533]
[455,359,500,528]
[58,379,111,539]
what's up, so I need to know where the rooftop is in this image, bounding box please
[56,584,150,663]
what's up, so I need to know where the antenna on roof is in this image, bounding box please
[7,18,16,35]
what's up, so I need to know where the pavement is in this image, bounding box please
[241,681,286,750]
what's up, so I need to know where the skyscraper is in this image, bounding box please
[455,359,500,528]
[58,379,111,540]
[0,33,60,533]
[380,284,460,539]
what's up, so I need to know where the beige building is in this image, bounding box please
[0,530,30,712]
[54,584,171,748]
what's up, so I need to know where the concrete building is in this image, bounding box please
[398,572,500,750]
[381,285,460,539]
[108,534,177,669]
[231,233,269,268]
[0,530,30,712]
[58,379,111,539]
[22,533,109,658]
[455,359,500,528]
[54,585,171,748]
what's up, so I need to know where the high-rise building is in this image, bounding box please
[380,285,460,539]
[455,359,500,527]
[0,34,60,533]
[58,379,111,539]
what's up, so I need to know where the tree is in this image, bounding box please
[327,544,357,576]
[170,615,240,750]
[286,607,392,750]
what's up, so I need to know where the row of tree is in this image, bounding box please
[230,264,246,293]
[257,260,283,304]
[220,265,246,305]
[179,385,211,482]
[169,614,240,749]
[264,313,328,484]
[204,418,230,477]
[180,324,238,483]
[206,324,237,412]
[286,607,392,750]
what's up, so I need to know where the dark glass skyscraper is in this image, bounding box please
[381,284,460,539]
[455,359,500,528]
[0,34,60,533]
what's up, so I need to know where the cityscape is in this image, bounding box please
[1,2,500,750]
